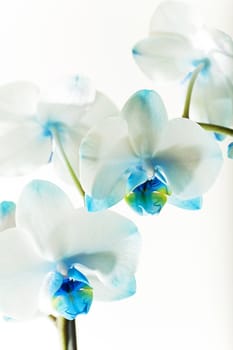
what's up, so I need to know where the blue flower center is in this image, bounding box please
[42,120,66,139]
[49,267,93,320]
[125,176,171,215]
[192,58,211,77]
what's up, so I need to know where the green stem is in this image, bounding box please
[198,122,233,137]
[57,318,78,350]
[52,130,85,198]
[182,63,204,119]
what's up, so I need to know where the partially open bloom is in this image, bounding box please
[0,77,118,180]
[80,90,222,215]
[132,1,233,129]
[0,180,140,320]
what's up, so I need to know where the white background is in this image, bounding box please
[0,0,232,349]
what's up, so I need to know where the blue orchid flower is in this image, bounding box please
[80,89,222,215]
[132,1,233,130]
[0,180,140,320]
[0,77,118,181]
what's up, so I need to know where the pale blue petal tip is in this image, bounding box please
[214,132,226,141]
[227,142,233,159]
[126,277,136,297]
[28,180,60,197]
[0,201,16,217]
[48,272,64,295]
[121,278,136,299]
[85,195,115,212]
[3,316,14,322]
[168,196,202,210]
[132,47,141,56]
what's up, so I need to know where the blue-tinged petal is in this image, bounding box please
[149,1,203,38]
[0,201,16,231]
[80,117,137,209]
[127,166,148,191]
[133,34,197,83]
[0,121,51,176]
[0,228,51,320]
[49,208,141,302]
[121,90,168,157]
[214,133,226,141]
[85,194,118,212]
[0,81,39,121]
[16,180,74,260]
[168,196,202,210]
[155,118,223,199]
[227,142,233,159]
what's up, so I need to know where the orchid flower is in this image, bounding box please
[132,1,233,130]
[0,180,140,320]
[0,77,118,185]
[80,89,222,215]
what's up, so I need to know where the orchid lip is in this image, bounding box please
[125,174,171,215]
[50,267,93,320]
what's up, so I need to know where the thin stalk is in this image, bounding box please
[58,317,69,350]
[182,63,204,119]
[57,318,78,350]
[198,122,233,137]
[52,129,85,198]
[68,320,78,350]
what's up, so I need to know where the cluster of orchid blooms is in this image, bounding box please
[0,1,232,348]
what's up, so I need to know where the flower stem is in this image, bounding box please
[198,122,233,137]
[52,130,85,198]
[58,318,78,350]
[182,63,204,119]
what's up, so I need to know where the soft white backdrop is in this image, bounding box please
[0,0,232,349]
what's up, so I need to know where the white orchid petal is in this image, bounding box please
[191,64,233,127]
[81,91,118,128]
[0,81,39,121]
[0,121,51,176]
[80,117,137,208]
[52,92,118,184]
[121,90,168,156]
[42,75,96,105]
[16,180,74,260]
[54,209,141,301]
[133,34,196,83]
[156,118,222,198]
[38,91,118,128]
[207,27,233,56]
[149,1,203,37]
[0,228,50,320]
[0,201,16,231]
[82,274,136,301]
